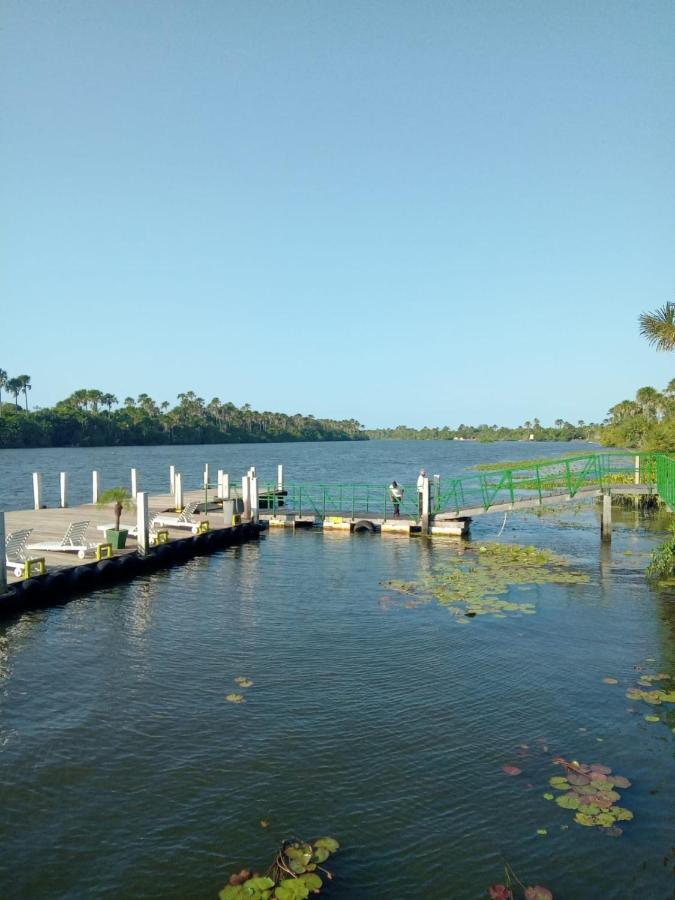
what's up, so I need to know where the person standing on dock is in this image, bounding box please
[417,469,426,515]
[389,480,404,518]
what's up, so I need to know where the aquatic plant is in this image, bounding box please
[625,672,675,724]
[219,837,339,899]
[545,758,633,834]
[646,525,675,579]
[488,862,553,899]
[384,543,588,620]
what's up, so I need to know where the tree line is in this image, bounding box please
[0,386,367,448]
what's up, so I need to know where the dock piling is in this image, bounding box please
[0,513,6,594]
[222,473,230,500]
[250,476,259,523]
[60,472,69,508]
[169,465,176,494]
[277,464,284,491]
[217,469,223,499]
[421,475,431,534]
[174,473,184,511]
[32,472,42,510]
[136,491,149,555]
[242,475,251,520]
[204,464,209,487]
[601,492,612,542]
[131,468,138,499]
[92,470,100,504]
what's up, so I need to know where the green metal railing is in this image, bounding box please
[254,451,664,520]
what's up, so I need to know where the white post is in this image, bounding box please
[131,468,138,499]
[217,469,224,499]
[277,464,284,491]
[92,470,100,504]
[241,475,251,520]
[602,492,612,542]
[250,475,259,523]
[204,463,210,487]
[421,476,431,534]
[60,472,69,508]
[169,465,176,494]
[0,513,6,593]
[32,472,42,510]
[174,472,183,511]
[634,455,640,486]
[136,491,149,556]
[222,473,230,500]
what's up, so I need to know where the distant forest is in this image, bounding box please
[0,386,366,448]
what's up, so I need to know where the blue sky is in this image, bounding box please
[2,0,673,428]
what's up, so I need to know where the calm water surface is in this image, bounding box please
[0,442,673,898]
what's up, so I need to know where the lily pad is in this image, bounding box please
[644,715,660,723]
[575,812,595,826]
[225,693,245,704]
[542,793,554,801]
[556,793,580,809]
[235,677,254,688]
[502,765,522,776]
[602,677,619,684]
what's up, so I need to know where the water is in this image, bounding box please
[0,441,673,899]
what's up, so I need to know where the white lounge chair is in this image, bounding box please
[27,520,97,559]
[96,514,162,543]
[5,528,46,578]
[153,501,203,533]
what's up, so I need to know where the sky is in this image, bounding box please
[1,0,674,428]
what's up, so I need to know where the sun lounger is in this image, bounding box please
[5,528,46,578]
[27,520,97,559]
[153,501,203,533]
[96,514,162,543]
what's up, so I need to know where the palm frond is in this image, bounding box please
[639,302,675,352]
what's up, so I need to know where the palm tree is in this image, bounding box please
[0,368,7,415]
[101,393,117,412]
[639,301,675,351]
[16,375,31,410]
[6,377,22,410]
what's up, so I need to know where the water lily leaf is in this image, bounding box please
[578,804,600,816]
[549,776,569,788]
[314,838,340,853]
[589,764,612,775]
[524,888,553,900]
[235,677,254,688]
[297,873,322,891]
[311,847,329,864]
[489,885,514,900]
[556,793,580,809]
[226,693,245,704]
[602,678,619,684]
[574,812,595,826]
[543,793,554,801]
[611,776,631,789]
[275,880,310,900]
[567,773,590,786]
[502,765,522,776]
[595,813,616,827]
[613,807,634,822]
[644,715,660,723]
[536,828,548,836]
[244,877,275,891]
[602,825,623,837]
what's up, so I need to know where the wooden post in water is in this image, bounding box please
[169,465,176,494]
[131,468,138,499]
[421,476,431,534]
[136,491,149,556]
[0,513,7,594]
[32,472,42,510]
[241,475,251,521]
[277,464,284,491]
[60,472,69,508]
[174,473,183,511]
[92,470,100,504]
[433,474,440,511]
[601,492,612,542]
[250,475,259,523]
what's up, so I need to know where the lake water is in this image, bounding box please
[0,441,673,899]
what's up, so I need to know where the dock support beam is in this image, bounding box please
[131,468,138,499]
[242,475,251,521]
[60,472,69,508]
[250,476,259,524]
[174,473,183,511]
[217,469,223,499]
[169,465,176,494]
[204,464,209,487]
[32,472,42,510]
[421,476,431,534]
[92,470,100,504]
[0,513,7,594]
[222,473,230,500]
[136,491,149,555]
[601,492,612,542]
[277,464,284,491]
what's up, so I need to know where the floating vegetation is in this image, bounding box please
[488,862,553,899]
[502,765,522,776]
[226,693,245,704]
[235,677,254,688]
[547,757,633,833]
[626,674,675,710]
[383,543,588,621]
[602,677,619,685]
[220,837,339,899]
